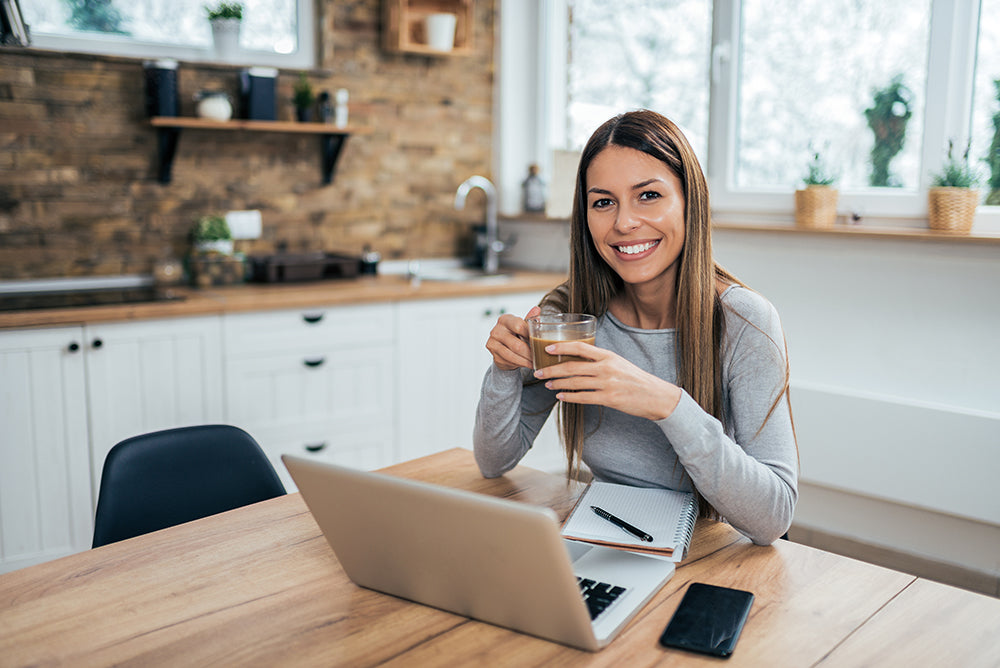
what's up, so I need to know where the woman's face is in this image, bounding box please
[585,145,686,289]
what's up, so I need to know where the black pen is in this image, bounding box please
[591,506,653,542]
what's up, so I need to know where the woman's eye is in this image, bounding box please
[590,197,613,209]
[639,190,662,201]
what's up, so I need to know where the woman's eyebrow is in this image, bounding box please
[587,178,662,195]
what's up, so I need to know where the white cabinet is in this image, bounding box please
[85,316,225,497]
[0,316,224,573]
[396,292,564,472]
[223,303,396,491]
[0,327,91,573]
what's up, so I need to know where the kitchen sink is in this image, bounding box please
[414,266,513,284]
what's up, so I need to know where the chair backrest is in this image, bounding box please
[92,424,286,548]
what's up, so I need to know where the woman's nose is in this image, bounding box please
[614,206,641,233]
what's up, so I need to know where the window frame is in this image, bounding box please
[498,0,999,229]
[24,0,316,69]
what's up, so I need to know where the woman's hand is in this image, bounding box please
[534,341,682,421]
[485,305,541,371]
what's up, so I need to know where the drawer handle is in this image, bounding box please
[303,357,326,368]
[91,338,103,349]
[302,313,324,324]
[68,341,80,353]
[305,442,327,453]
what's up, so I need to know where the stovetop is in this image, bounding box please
[0,287,186,312]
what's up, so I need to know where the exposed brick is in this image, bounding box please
[0,0,495,280]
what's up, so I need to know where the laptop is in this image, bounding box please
[283,455,675,651]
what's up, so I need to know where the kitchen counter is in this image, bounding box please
[0,271,567,329]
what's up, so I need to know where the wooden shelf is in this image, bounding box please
[382,0,474,56]
[149,117,373,185]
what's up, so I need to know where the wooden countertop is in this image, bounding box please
[0,271,567,330]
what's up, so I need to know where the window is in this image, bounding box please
[566,0,711,161]
[735,0,929,192]
[21,0,314,68]
[508,0,999,225]
[972,0,1000,206]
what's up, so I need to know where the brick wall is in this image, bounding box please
[0,0,495,280]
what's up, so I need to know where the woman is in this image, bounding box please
[473,110,797,545]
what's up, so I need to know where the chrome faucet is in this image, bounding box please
[454,175,505,274]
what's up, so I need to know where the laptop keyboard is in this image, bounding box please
[577,577,627,620]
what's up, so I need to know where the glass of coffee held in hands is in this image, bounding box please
[527,313,597,370]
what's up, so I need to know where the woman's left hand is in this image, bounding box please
[534,341,682,422]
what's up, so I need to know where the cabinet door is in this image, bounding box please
[0,327,92,573]
[85,316,225,501]
[396,291,563,468]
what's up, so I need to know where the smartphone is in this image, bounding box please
[659,582,754,658]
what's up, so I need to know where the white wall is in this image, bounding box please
[713,227,1000,577]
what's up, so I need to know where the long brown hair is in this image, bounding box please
[543,110,755,498]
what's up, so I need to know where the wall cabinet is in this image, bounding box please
[0,316,224,573]
[222,303,396,491]
[396,292,564,473]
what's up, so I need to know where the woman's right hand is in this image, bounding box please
[485,305,541,370]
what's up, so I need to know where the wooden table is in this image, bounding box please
[2,449,998,667]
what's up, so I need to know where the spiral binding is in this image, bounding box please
[673,497,698,548]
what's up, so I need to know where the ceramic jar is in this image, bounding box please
[195,91,233,122]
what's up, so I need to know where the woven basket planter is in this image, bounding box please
[927,187,978,233]
[794,186,839,229]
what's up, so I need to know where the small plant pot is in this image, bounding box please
[928,187,978,233]
[194,239,234,255]
[210,18,241,61]
[295,107,313,122]
[794,186,839,229]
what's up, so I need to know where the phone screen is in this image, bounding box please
[659,582,754,658]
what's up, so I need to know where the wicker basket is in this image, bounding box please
[794,186,838,229]
[927,187,978,233]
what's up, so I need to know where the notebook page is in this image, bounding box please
[562,481,696,550]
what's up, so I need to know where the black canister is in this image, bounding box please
[143,59,179,117]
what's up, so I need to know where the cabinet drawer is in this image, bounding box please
[224,345,395,433]
[255,423,394,491]
[223,303,395,355]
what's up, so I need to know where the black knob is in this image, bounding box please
[303,357,326,368]
[304,442,327,453]
[68,342,80,353]
[302,313,324,324]
[91,338,103,349]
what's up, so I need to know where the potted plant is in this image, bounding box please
[206,2,243,60]
[293,73,316,122]
[191,215,234,255]
[794,152,839,228]
[928,140,980,233]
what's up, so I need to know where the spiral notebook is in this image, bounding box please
[561,482,698,562]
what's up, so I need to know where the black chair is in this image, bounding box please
[92,424,286,548]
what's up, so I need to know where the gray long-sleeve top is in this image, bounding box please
[473,285,798,545]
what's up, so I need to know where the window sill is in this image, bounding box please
[712,221,1000,246]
